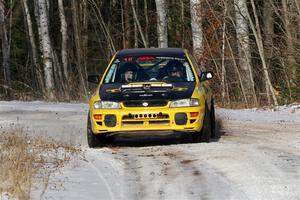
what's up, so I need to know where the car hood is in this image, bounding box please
[99,82,196,101]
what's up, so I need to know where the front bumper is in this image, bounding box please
[90,106,205,135]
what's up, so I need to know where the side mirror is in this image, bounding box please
[200,71,213,82]
[88,75,101,84]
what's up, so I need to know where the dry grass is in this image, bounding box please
[0,128,81,200]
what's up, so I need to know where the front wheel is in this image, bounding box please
[210,99,218,139]
[192,101,212,143]
[87,114,107,148]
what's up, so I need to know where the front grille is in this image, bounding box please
[149,120,170,125]
[121,113,170,127]
[123,100,168,107]
[122,112,169,120]
[122,120,170,126]
[123,121,144,126]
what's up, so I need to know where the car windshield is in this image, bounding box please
[103,56,195,83]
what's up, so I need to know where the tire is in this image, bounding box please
[87,114,106,148]
[192,101,211,143]
[210,99,217,139]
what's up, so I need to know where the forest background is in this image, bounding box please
[0,0,299,107]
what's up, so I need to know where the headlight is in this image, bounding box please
[94,101,121,109]
[170,98,200,108]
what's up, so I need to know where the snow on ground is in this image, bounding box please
[0,101,299,200]
[0,101,88,112]
[217,104,300,124]
[0,192,19,200]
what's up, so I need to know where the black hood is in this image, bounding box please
[99,82,196,101]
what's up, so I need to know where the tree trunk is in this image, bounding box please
[124,0,130,48]
[37,0,55,100]
[58,0,69,90]
[221,4,227,102]
[130,0,147,47]
[144,0,149,45]
[181,0,185,47]
[133,0,138,48]
[234,0,257,106]
[22,0,45,93]
[190,0,203,58]
[263,0,274,70]
[82,0,88,84]
[0,0,11,97]
[89,0,116,54]
[155,0,168,48]
[72,0,87,98]
[247,0,278,106]
[282,0,297,85]
[121,0,126,48]
[52,49,65,95]
[226,34,249,106]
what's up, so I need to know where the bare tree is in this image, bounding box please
[221,1,228,102]
[0,0,11,96]
[133,0,138,48]
[181,0,185,47]
[190,0,203,58]
[263,0,274,73]
[234,0,257,105]
[58,0,68,85]
[155,0,168,48]
[72,0,87,97]
[124,0,130,48]
[121,0,126,48]
[37,0,55,99]
[22,0,45,93]
[81,0,89,84]
[282,0,297,84]
[89,0,116,54]
[130,0,148,47]
[144,0,149,45]
[247,0,278,105]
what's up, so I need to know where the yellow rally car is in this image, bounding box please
[87,48,215,147]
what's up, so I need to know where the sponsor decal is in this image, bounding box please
[139,94,153,97]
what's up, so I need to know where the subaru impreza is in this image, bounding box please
[87,48,215,147]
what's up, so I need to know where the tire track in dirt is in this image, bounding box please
[85,149,126,200]
[111,144,237,200]
[86,159,116,200]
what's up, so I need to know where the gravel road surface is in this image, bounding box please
[0,101,299,200]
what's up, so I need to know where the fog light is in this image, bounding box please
[93,114,102,120]
[190,112,199,118]
[104,115,117,127]
[175,113,187,125]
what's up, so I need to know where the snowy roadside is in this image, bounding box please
[0,101,88,112]
[217,104,300,124]
[0,101,299,200]
[1,101,299,124]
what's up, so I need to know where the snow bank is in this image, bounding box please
[0,101,88,112]
[217,104,300,124]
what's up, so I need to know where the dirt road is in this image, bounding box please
[0,102,299,200]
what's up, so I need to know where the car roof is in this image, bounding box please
[116,48,186,58]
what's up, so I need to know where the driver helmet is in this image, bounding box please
[120,62,138,82]
[166,60,184,75]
